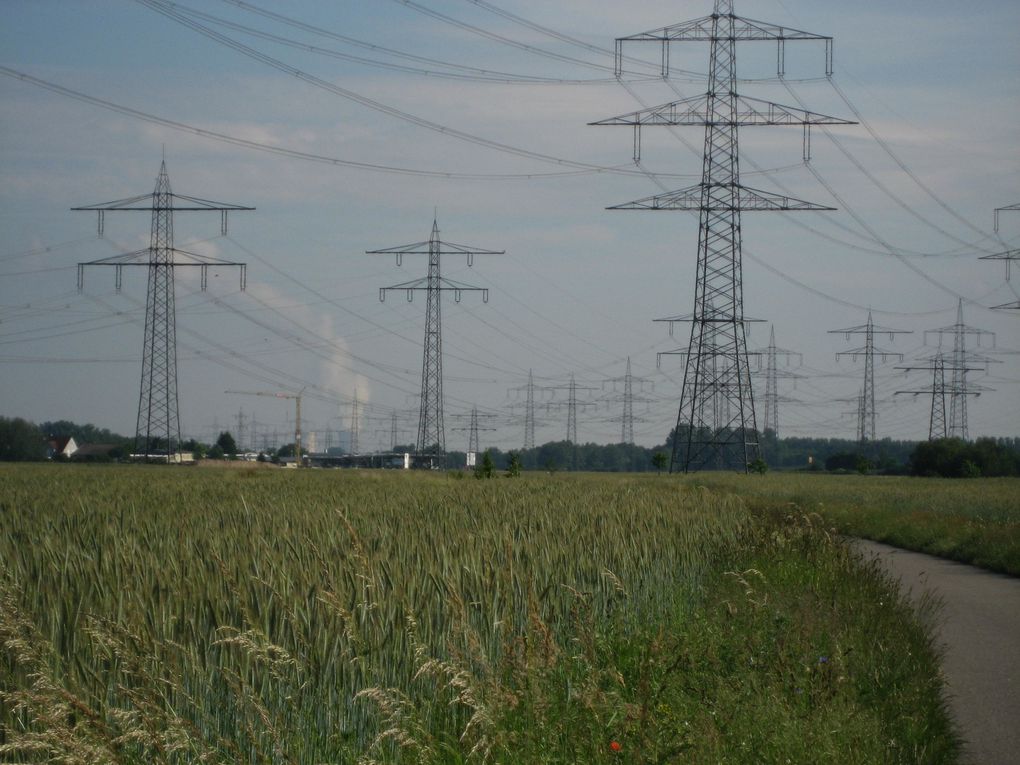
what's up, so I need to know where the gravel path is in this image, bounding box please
[854,540,1020,765]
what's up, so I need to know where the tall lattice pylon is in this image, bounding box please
[622,359,634,444]
[924,300,996,439]
[451,406,497,455]
[896,353,962,441]
[981,202,1019,309]
[758,325,802,439]
[829,312,910,445]
[524,370,536,450]
[594,0,854,472]
[544,373,597,443]
[350,389,360,455]
[75,159,252,460]
[371,219,504,457]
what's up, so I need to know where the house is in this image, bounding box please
[71,443,119,461]
[47,436,78,459]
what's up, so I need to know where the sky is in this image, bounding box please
[1,0,1018,453]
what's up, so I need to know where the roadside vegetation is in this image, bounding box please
[689,472,1020,577]
[1,464,957,763]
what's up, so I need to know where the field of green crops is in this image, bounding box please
[1,464,958,763]
[687,473,1020,576]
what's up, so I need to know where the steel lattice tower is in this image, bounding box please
[451,406,496,455]
[622,359,634,444]
[75,160,252,460]
[982,202,1019,309]
[544,373,596,444]
[829,312,910,445]
[594,0,853,472]
[924,301,996,439]
[896,353,955,441]
[524,370,536,450]
[371,220,504,457]
[350,389,360,455]
[602,357,655,444]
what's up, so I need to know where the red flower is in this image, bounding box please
[609,740,622,752]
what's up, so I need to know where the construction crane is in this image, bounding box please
[225,390,304,464]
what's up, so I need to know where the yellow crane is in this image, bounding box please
[224,389,304,465]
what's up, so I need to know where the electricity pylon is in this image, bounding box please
[451,406,497,455]
[544,374,598,443]
[350,389,360,455]
[981,248,1020,309]
[370,219,504,457]
[507,370,538,449]
[76,159,252,460]
[829,312,911,445]
[593,0,854,472]
[924,300,997,439]
[895,353,982,441]
[601,357,655,444]
[987,204,1020,309]
[225,390,303,464]
[753,325,802,440]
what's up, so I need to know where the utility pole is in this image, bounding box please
[593,0,854,472]
[507,370,539,450]
[829,312,911,445]
[75,159,252,461]
[924,301,996,440]
[370,219,504,459]
[225,390,304,464]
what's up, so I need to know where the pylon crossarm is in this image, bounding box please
[592,94,854,127]
[72,192,254,212]
[619,15,831,43]
[610,184,835,211]
[380,279,488,303]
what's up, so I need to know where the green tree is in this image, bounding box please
[651,452,668,474]
[207,444,225,460]
[474,450,495,479]
[216,431,237,456]
[505,451,522,478]
[0,417,46,461]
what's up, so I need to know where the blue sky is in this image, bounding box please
[2,0,1018,450]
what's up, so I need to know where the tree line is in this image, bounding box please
[2,416,1019,477]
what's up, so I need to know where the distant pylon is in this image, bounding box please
[829,312,911,445]
[543,373,597,443]
[595,0,854,472]
[757,326,802,439]
[75,159,252,460]
[924,300,996,439]
[350,389,360,455]
[370,219,504,457]
[390,410,398,451]
[896,353,952,440]
[451,406,497,454]
[602,357,655,444]
[525,370,535,450]
[622,359,634,444]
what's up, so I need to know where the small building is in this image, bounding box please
[70,443,119,461]
[47,436,78,459]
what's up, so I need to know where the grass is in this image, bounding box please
[685,472,1020,576]
[0,464,958,763]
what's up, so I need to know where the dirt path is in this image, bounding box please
[854,540,1020,765]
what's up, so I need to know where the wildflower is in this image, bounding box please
[610,740,622,752]
[818,656,829,664]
